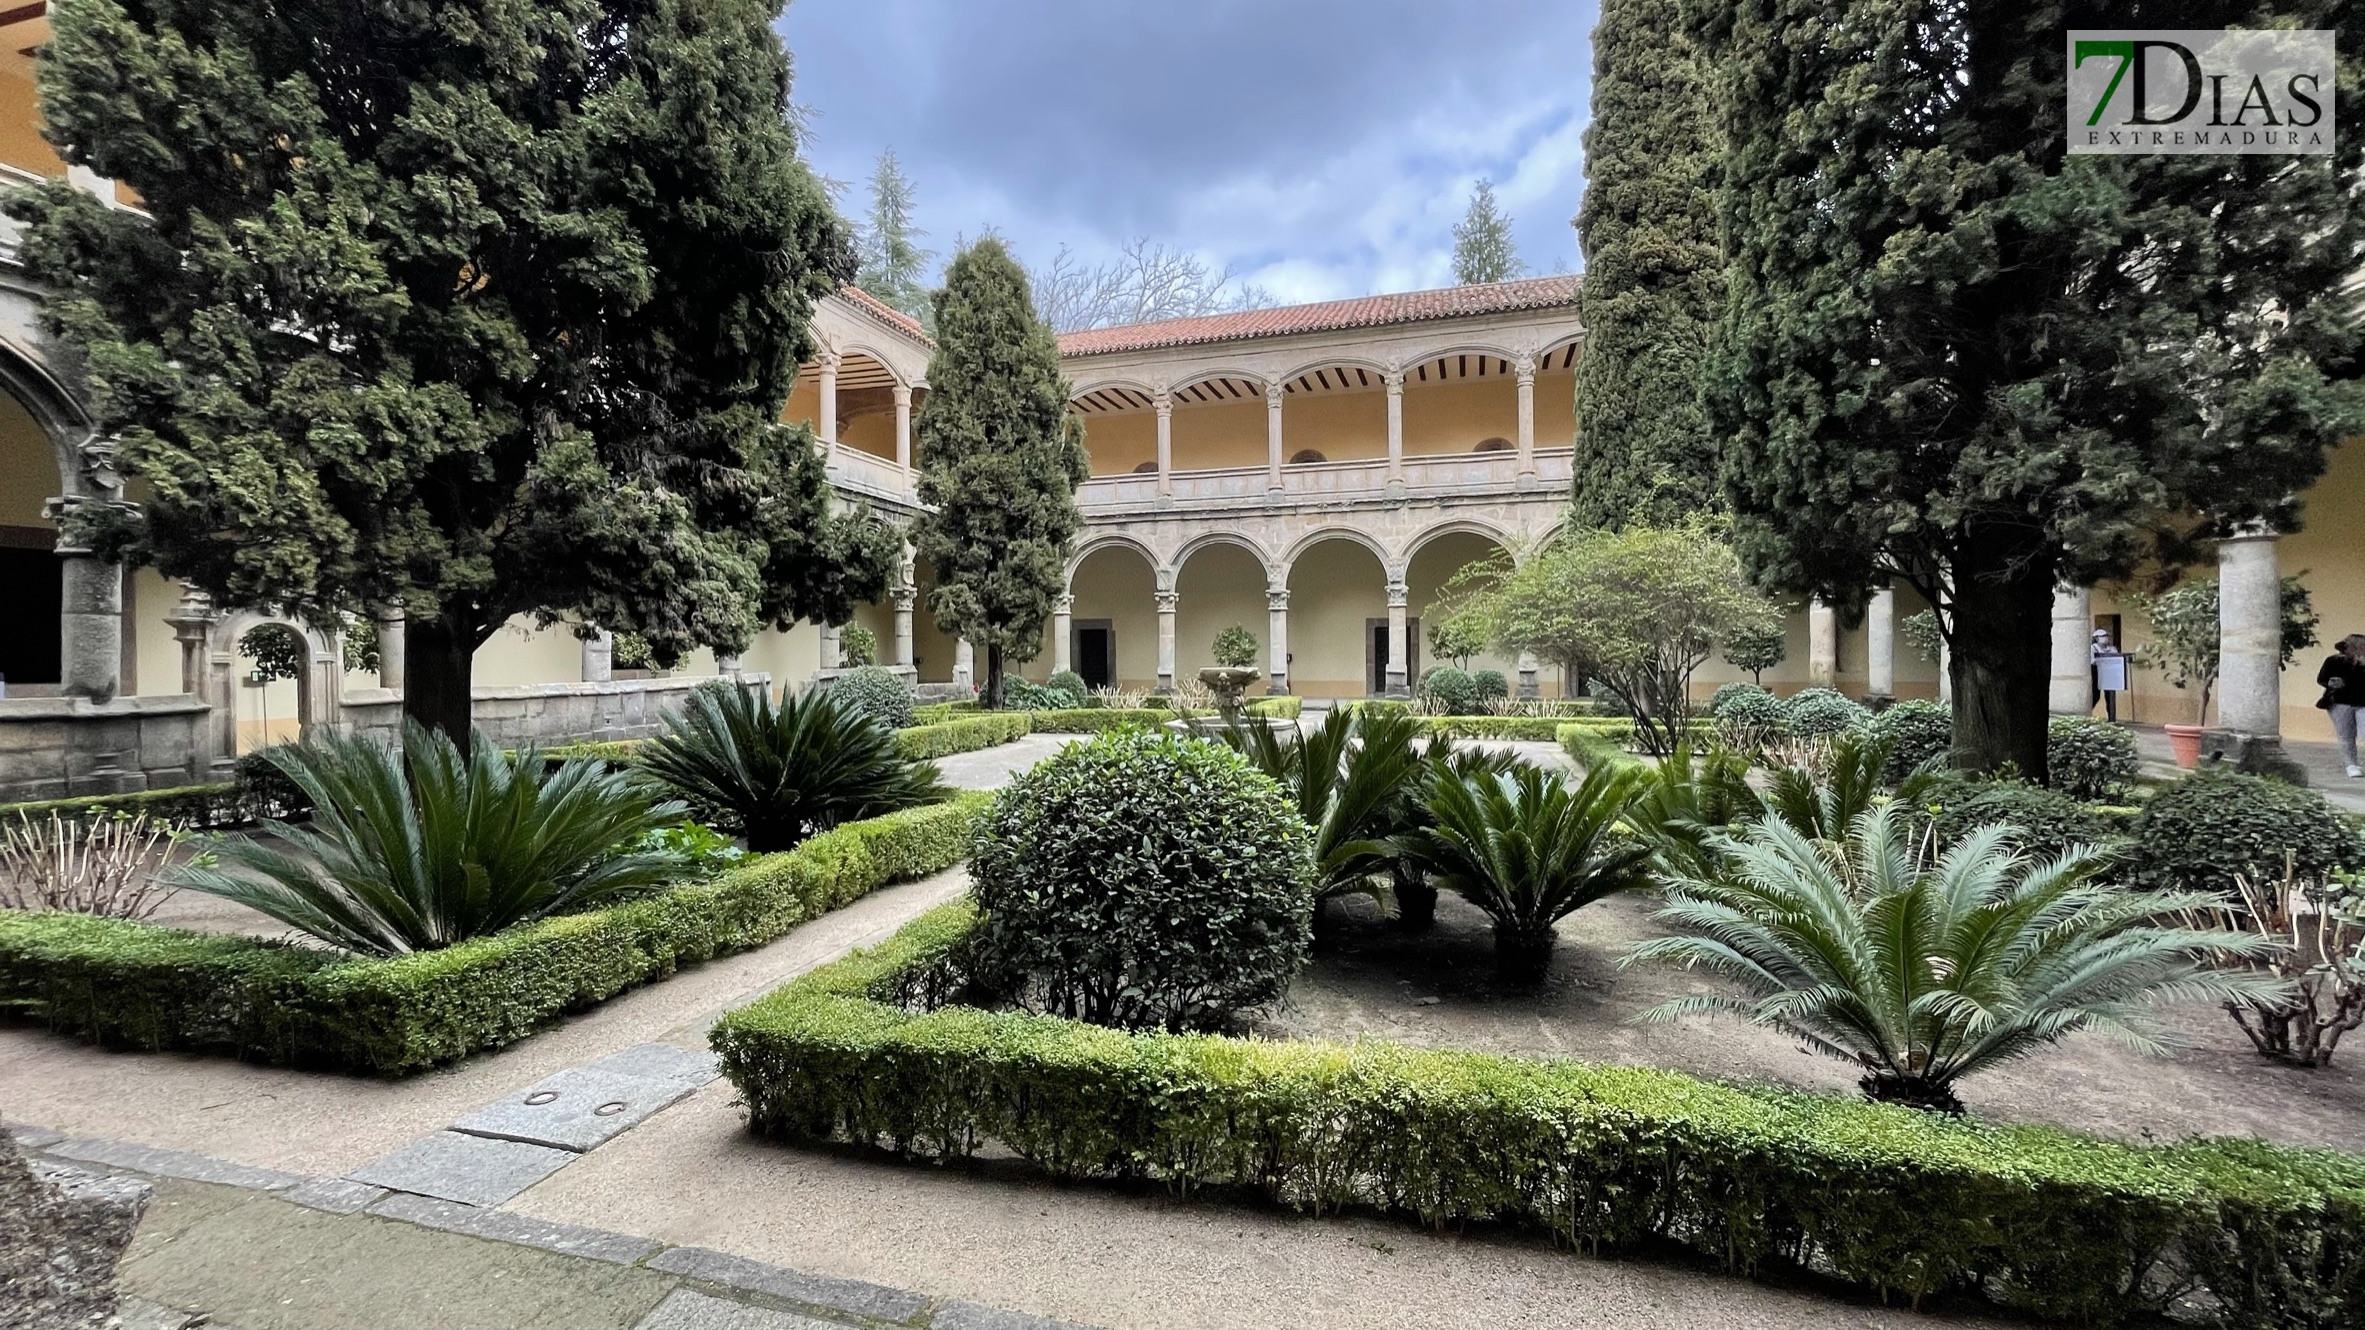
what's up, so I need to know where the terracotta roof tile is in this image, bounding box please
[1055,274,1579,357]
[836,284,934,347]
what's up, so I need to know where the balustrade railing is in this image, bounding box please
[1078,446,1571,509]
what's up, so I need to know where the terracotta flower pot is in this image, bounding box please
[2164,723,2205,769]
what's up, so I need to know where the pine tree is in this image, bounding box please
[856,148,934,325]
[1451,179,1524,285]
[9,0,897,746]
[1697,0,2365,780]
[1570,0,1722,529]
[913,238,1088,710]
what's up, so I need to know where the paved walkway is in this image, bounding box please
[2126,723,2365,811]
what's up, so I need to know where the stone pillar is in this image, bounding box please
[169,589,216,698]
[1154,589,1178,693]
[1385,578,1411,698]
[1517,651,1541,700]
[1514,355,1537,487]
[1384,370,1405,489]
[953,638,974,690]
[580,628,613,683]
[1052,594,1074,675]
[1807,599,1838,690]
[375,605,406,691]
[1865,586,1896,702]
[1265,380,1285,495]
[1266,587,1290,695]
[892,588,916,669]
[2211,527,2302,780]
[1153,389,1173,501]
[818,622,842,671]
[892,383,913,475]
[717,653,743,680]
[55,542,121,703]
[816,353,839,445]
[2048,584,2093,716]
[1937,634,1953,704]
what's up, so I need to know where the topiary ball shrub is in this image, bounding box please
[1211,625,1260,669]
[1047,669,1088,699]
[1708,683,1787,731]
[2045,716,2139,802]
[1470,669,1509,703]
[1709,682,1774,719]
[1419,665,1477,714]
[830,665,914,731]
[1004,678,1080,711]
[966,728,1316,1032]
[2125,772,2362,897]
[1918,772,2121,865]
[1785,687,1870,738]
[1870,699,1952,783]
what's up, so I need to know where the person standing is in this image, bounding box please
[2318,635,2365,778]
[2089,627,2121,723]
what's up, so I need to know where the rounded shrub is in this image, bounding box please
[1918,772,2120,864]
[1709,682,1775,719]
[1211,625,1260,669]
[838,623,878,668]
[1005,678,1080,711]
[1419,665,1478,714]
[1786,687,1870,738]
[1709,684,1788,732]
[830,665,914,730]
[967,728,1315,1031]
[2125,772,2362,897]
[1470,669,1510,703]
[2045,716,2138,802]
[1870,700,1952,783]
[1047,669,1088,700]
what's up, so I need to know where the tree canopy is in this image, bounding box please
[913,238,1088,708]
[13,0,895,742]
[1697,0,2365,779]
[1451,179,1525,285]
[855,147,934,326]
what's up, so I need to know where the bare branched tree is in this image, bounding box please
[1032,238,1276,333]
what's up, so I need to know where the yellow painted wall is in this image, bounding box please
[1168,397,1265,471]
[1285,537,1389,697]
[1063,545,1159,689]
[0,392,54,526]
[1082,411,1155,477]
[1173,543,1270,681]
[132,568,185,697]
[838,408,895,461]
[1535,368,1577,450]
[1278,390,1386,463]
[1406,532,1522,684]
[0,73,65,180]
[1402,379,1517,457]
[781,377,819,433]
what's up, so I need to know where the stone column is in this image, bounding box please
[1266,587,1290,695]
[1807,599,1838,690]
[1517,651,1541,700]
[1384,370,1405,489]
[892,383,913,475]
[2048,584,2093,715]
[1153,389,1173,501]
[1154,589,1178,693]
[717,653,743,680]
[1937,635,1954,704]
[816,353,838,445]
[55,536,121,703]
[818,622,842,671]
[1052,594,1074,675]
[2212,527,2301,780]
[1265,380,1285,495]
[1385,578,1411,698]
[169,589,216,698]
[953,638,974,690]
[1514,355,1538,487]
[893,544,917,669]
[375,605,406,691]
[580,628,613,683]
[1865,585,1897,702]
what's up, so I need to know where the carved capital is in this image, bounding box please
[1054,593,1074,615]
[1152,388,1172,417]
[1384,579,1410,608]
[1154,590,1179,615]
[1265,380,1285,407]
[890,586,917,610]
[891,382,913,405]
[1514,353,1537,383]
[1383,369,1405,393]
[1266,588,1290,612]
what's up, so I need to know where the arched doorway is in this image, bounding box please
[1064,541,1159,691]
[0,388,60,695]
[1173,540,1270,683]
[1406,528,1518,692]
[1284,534,1391,698]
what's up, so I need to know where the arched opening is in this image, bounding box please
[0,388,60,695]
[1288,448,1328,465]
[1064,542,1159,691]
[1070,385,1156,477]
[1537,336,1580,453]
[1285,535,1390,698]
[782,350,904,460]
[235,622,311,753]
[1405,530,1520,697]
[1472,436,1511,454]
[1279,363,1387,464]
[1401,351,1518,459]
[1173,541,1269,683]
[1131,460,1159,474]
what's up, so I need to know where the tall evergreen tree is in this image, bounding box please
[914,238,1087,709]
[1698,0,2364,779]
[856,147,933,325]
[1570,0,1723,529]
[11,0,895,746]
[1451,179,1525,285]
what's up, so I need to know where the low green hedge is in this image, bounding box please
[714,903,2365,1327]
[536,739,649,766]
[909,700,982,725]
[893,712,1032,760]
[1023,707,1180,733]
[0,783,252,831]
[1244,695,1302,719]
[0,794,991,1074]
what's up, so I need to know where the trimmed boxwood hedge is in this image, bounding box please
[893,713,1032,760]
[0,783,252,831]
[1023,707,1180,733]
[909,700,982,725]
[714,903,2365,1327]
[0,794,991,1074]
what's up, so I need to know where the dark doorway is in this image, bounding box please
[1365,617,1420,695]
[0,531,60,690]
[1074,620,1114,689]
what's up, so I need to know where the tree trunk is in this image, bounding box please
[1948,532,2053,781]
[984,642,1005,711]
[403,615,478,753]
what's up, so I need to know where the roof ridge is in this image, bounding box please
[1055,274,1578,358]
[835,284,935,347]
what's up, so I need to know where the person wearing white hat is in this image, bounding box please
[2089,627,2120,723]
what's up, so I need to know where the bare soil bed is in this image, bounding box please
[1261,891,2365,1152]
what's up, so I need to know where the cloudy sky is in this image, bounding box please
[775,0,1600,305]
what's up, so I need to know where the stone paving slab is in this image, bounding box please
[930,1300,1105,1330]
[649,1245,933,1324]
[633,1288,855,1330]
[346,1129,577,1207]
[278,1176,386,1215]
[370,1190,664,1265]
[582,1041,723,1089]
[5,1119,64,1149]
[453,1062,704,1152]
[46,1136,305,1191]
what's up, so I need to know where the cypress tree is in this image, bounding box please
[856,148,934,325]
[914,238,1088,710]
[11,0,893,746]
[1451,180,1525,285]
[1570,0,1723,529]
[1698,0,2364,779]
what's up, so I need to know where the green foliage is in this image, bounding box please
[1633,804,2284,1112]
[1719,623,1785,684]
[1900,610,1943,664]
[2126,773,2363,899]
[610,632,657,672]
[2046,717,2139,803]
[2130,577,2321,724]
[1002,678,1080,711]
[1470,669,1509,703]
[913,238,1088,707]
[13,0,893,736]
[1571,0,1721,529]
[830,665,914,731]
[1210,625,1260,669]
[174,722,685,957]
[1416,665,1477,714]
[1756,732,1933,844]
[634,823,746,880]
[1917,773,2120,866]
[1022,707,1173,733]
[232,750,313,821]
[854,148,934,325]
[891,712,1031,762]
[837,623,879,668]
[1244,695,1302,720]
[968,730,1313,1031]
[1623,740,1760,878]
[716,901,2365,1326]
[639,682,947,853]
[1870,699,1952,783]
[1698,1,2365,778]
[909,700,982,725]
[1425,613,1489,670]
[1398,764,1653,982]
[1784,688,1868,738]
[1046,669,1088,698]
[1708,682,1782,723]
[0,784,248,832]
[0,795,988,1072]
[1449,178,1524,285]
[1223,707,1423,913]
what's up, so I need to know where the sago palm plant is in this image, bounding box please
[1395,762,1655,983]
[174,722,686,956]
[1223,706,1425,925]
[638,682,947,852]
[1628,802,2289,1112]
